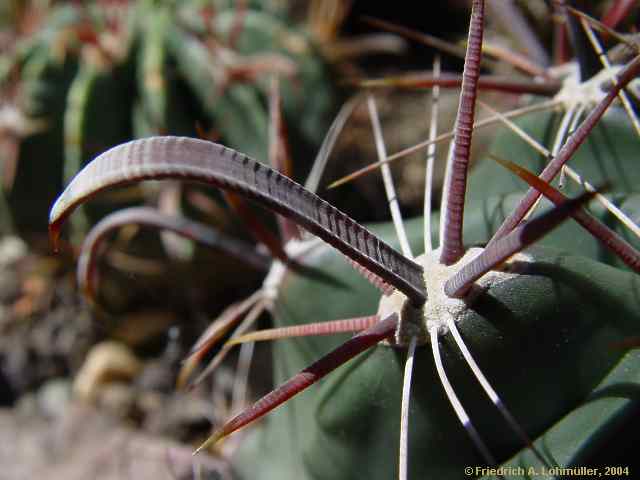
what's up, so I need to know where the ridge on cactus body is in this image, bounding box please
[47,1,640,479]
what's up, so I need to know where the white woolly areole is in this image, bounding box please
[553,63,640,110]
[378,247,533,347]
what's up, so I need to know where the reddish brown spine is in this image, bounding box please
[440,0,485,266]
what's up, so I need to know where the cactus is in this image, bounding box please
[48,1,640,479]
[1,0,335,242]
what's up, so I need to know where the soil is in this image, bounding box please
[0,235,265,479]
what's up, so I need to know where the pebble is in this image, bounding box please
[37,378,72,419]
[73,341,142,402]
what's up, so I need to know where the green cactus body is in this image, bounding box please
[7,47,78,237]
[166,22,269,160]
[135,7,198,138]
[63,60,135,242]
[210,8,335,147]
[233,220,640,479]
[135,8,171,137]
[232,109,640,479]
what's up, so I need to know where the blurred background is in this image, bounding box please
[0,1,633,478]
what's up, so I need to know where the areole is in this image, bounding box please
[378,248,533,347]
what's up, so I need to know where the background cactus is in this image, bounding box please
[0,0,337,244]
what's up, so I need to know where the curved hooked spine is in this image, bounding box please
[49,136,427,305]
[77,206,270,301]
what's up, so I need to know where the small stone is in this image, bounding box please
[0,236,27,268]
[37,378,72,419]
[73,341,142,402]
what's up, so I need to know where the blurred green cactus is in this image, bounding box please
[0,0,336,242]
